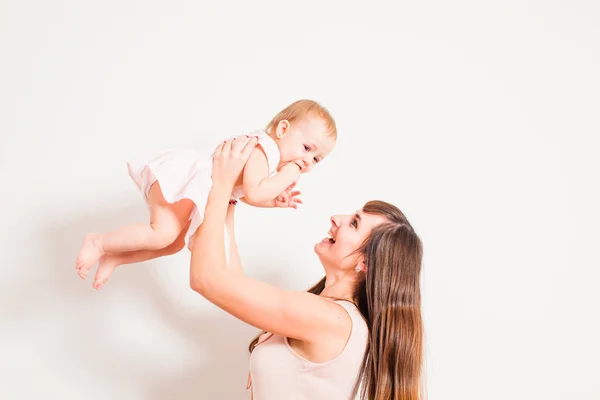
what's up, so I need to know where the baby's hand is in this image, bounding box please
[274,182,302,209]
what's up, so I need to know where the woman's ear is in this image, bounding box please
[355,258,367,273]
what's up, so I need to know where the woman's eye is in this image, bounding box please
[351,219,358,227]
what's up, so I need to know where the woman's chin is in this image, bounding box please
[313,242,322,254]
[314,238,333,254]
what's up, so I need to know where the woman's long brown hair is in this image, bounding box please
[249,200,424,400]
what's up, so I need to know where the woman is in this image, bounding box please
[191,136,424,400]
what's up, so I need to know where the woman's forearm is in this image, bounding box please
[190,182,232,289]
[225,205,243,273]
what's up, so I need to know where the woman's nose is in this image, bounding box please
[330,215,341,227]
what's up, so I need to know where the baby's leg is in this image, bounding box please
[76,183,194,278]
[90,221,190,289]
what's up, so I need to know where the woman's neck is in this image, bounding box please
[320,271,358,302]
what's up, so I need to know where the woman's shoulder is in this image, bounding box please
[330,299,368,339]
[331,300,366,321]
[325,299,369,363]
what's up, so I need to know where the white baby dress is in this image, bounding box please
[126,130,281,248]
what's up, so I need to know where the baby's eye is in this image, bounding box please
[304,145,310,151]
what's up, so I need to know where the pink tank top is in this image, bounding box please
[248,300,368,400]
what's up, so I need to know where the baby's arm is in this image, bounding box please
[239,197,276,208]
[241,146,300,205]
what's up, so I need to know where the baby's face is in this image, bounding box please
[276,117,336,174]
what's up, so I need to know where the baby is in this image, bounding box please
[75,99,337,289]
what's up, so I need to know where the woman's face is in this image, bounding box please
[315,209,387,271]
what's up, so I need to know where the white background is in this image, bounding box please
[1,1,599,399]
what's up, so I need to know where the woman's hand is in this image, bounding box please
[212,136,258,189]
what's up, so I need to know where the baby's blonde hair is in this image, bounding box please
[265,99,337,140]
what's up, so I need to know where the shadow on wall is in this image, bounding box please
[8,200,287,400]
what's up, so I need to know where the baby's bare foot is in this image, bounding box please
[92,254,121,290]
[75,234,104,279]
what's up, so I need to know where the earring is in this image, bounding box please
[355,265,362,273]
